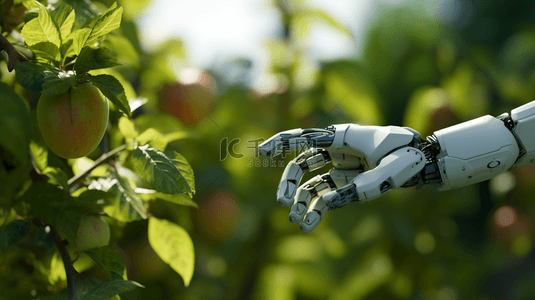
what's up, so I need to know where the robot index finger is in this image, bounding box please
[258,128,337,158]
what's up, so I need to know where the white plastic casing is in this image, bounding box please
[433,116,519,191]
[333,125,415,169]
[353,147,425,201]
[511,100,535,166]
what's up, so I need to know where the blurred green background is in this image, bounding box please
[119,0,535,299]
[6,0,535,299]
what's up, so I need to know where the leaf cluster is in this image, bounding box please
[15,1,130,117]
[0,2,197,299]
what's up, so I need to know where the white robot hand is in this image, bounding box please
[258,100,535,232]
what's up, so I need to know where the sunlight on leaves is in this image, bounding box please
[85,245,128,281]
[130,145,195,194]
[21,2,60,48]
[148,218,194,287]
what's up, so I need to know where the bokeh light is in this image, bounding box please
[489,171,516,196]
[437,286,457,300]
[414,231,436,254]
[512,234,533,257]
[494,206,517,228]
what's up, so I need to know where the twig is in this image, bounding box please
[67,143,131,188]
[0,34,28,71]
[49,226,76,300]
[36,144,130,299]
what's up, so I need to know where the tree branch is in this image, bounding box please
[49,226,76,300]
[0,34,28,72]
[67,143,131,188]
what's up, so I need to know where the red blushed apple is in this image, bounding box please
[75,215,111,251]
[37,82,109,159]
[196,190,241,242]
[158,69,216,127]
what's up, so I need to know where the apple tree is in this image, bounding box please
[0,1,196,299]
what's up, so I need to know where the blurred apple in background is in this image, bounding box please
[195,190,241,242]
[427,105,460,135]
[158,68,216,127]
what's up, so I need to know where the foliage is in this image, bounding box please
[0,1,195,299]
[2,0,535,299]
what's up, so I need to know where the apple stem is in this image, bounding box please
[49,226,76,300]
[67,143,131,189]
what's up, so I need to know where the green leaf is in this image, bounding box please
[102,34,140,68]
[48,251,67,284]
[166,151,195,194]
[136,189,198,208]
[62,28,91,57]
[23,8,39,23]
[50,3,75,41]
[164,131,190,144]
[30,140,48,170]
[118,116,138,142]
[47,251,96,284]
[75,46,120,75]
[110,173,147,221]
[21,2,61,49]
[84,245,127,281]
[85,3,123,47]
[73,189,109,211]
[136,128,167,151]
[62,0,98,27]
[41,75,77,97]
[130,145,195,195]
[86,74,131,117]
[134,113,184,134]
[89,176,146,222]
[43,166,70,190]
[128,98,147,113]
[0,82,31,165]
[28,42,61,61]
[19,182,84,244]
[77,279,143,300]
[21,0,40,10]
[14,61,68,93]
[148,218,194,287]
[71,157,108,177]
[0,220,32,254]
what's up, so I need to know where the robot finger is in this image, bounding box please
[288,173,336,223]
[299,182,358,233]
[323,146,425,209]
[258,128,336,158]
[322,183,359,210]
[277,149,331,206]
[300,195,330,233]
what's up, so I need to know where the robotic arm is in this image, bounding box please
[258,100,535,232]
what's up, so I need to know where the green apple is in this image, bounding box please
[75,215,110,251]
[37,82,109,159]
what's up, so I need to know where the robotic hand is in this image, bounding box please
[258,100,535,232]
